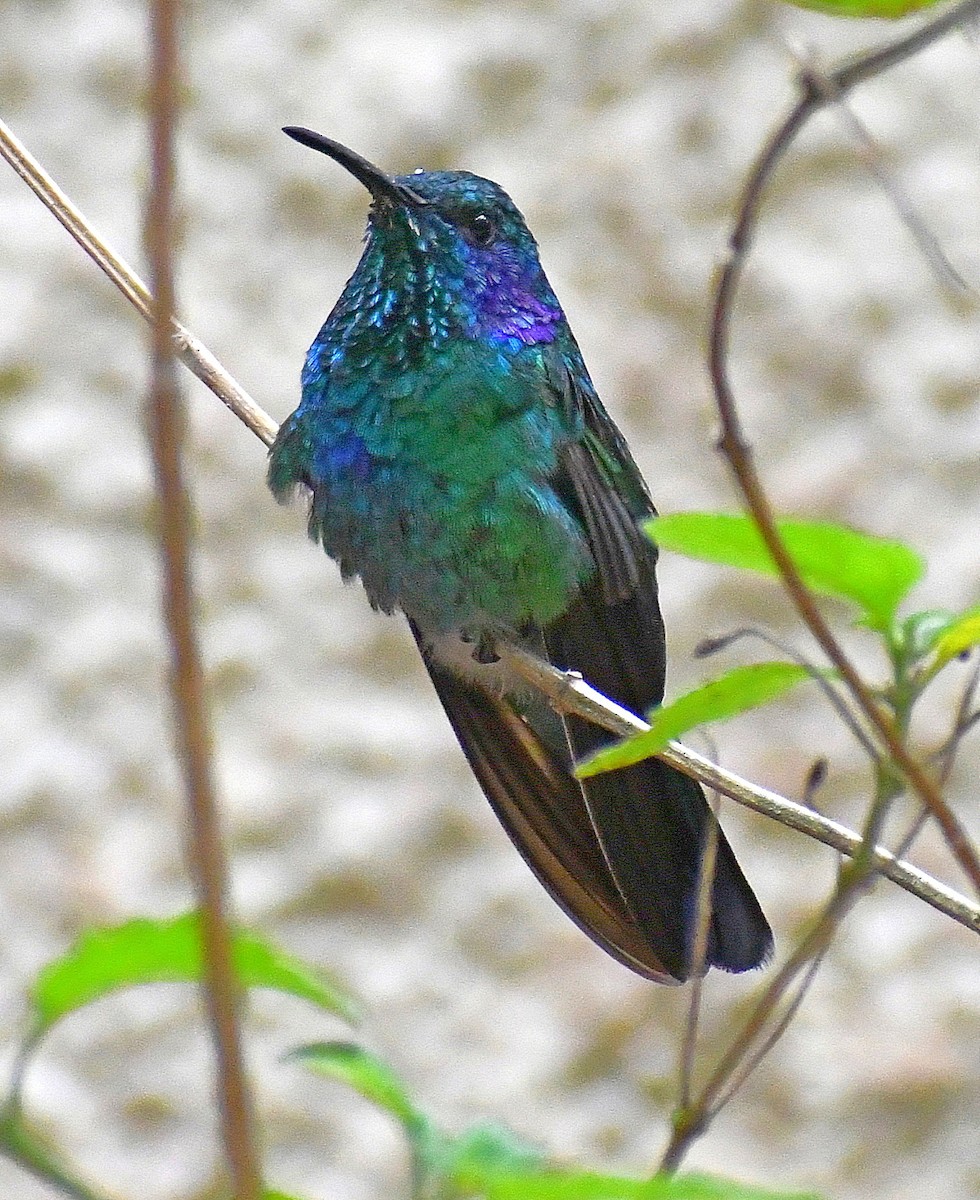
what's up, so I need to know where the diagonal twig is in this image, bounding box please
[502,645,979,935]
[786,42,973,298]
[0,118,276,447]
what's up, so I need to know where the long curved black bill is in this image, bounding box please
[282,126,426,207]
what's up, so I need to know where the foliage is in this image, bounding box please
[579,514,980,780]
[578,661,812,776]
[0,913,358,1200]
[28,911,360,1037]
[288,1041,818,1200]
[649,514,921,633]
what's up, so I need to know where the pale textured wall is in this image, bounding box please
[1,2,978,1197]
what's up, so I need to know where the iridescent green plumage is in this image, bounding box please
[271,128,772,981]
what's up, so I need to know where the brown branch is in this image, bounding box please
[145,2,262,1196]
[660,871,859,1172]
[790,48,971,298]
[708,0,980,895]
[501,646,979,936]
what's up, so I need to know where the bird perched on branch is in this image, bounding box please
[269,126,772,982]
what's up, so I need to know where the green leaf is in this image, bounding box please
[479,1170,643,1199]
[780,0,939,17]
[649,513,922,631]
[288,1041,424,1132]
[30,912,359,1037]
[578,663,810,778]
[656,1176,822,1200]
[931,607,980,671]
[442,1122,547,1189]
[478,1171,822,1200]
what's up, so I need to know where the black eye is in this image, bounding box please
[465,212,496,247]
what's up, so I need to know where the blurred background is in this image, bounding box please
[1,0,979,1197]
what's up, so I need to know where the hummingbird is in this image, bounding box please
[269,126,773,983]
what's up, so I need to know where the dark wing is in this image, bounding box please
[543,359,772,978]
[410,621,680,983]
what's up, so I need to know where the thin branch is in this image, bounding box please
[660,840,881,1173]
[696,625,877,759]
[501,645,979,935]
[708,0,980,894]
[663,756,913,1170]
[787,44,972,297]
[0,118,276,447]
[2,117,977,940]
[932,655,980,782]
[709,949,826,1115]
[897,656,980,864]
[834,0,980,91]
[145,2,261,1196]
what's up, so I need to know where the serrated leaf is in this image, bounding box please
[782,0,938,16]
[578,663,809,778]
[30,912,359,1037]
[289,1041,423,1132]
[649,514,922,631]
[931,607,980,671]
[480,1173,822,1200]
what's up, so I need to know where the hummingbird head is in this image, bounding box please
[283,126,563,348]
